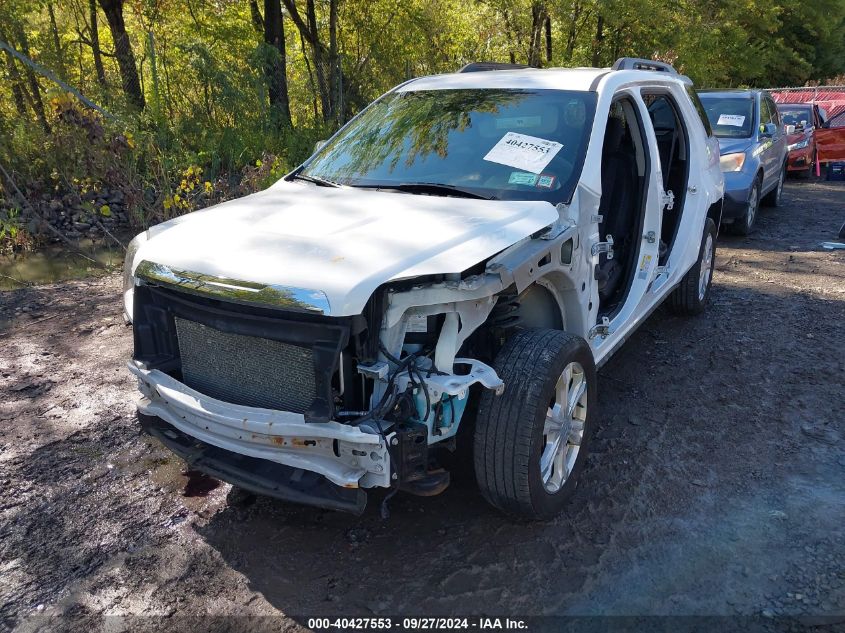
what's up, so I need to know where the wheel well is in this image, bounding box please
[517,282,564,331]
[707,198,723,231]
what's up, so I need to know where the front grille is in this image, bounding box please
[175,317,316,413]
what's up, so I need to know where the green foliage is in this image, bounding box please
[0,0,843,239]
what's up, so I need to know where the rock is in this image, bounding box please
[345,527,370,544]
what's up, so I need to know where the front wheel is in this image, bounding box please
[728,178,760,236]
[474,329,597,519]
[668,217,717,316]
[762,162,786,207]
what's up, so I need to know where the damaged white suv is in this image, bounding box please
[124,58,724,519]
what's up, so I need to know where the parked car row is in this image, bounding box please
[697,89,787,235]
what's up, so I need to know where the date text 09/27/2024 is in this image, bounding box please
[307,618,529,630]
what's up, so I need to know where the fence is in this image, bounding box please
[769,86,845,127]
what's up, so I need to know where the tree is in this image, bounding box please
[263,0,291,127]
[12,22,50,132]
[0,27,27,116]
[89,0,107,88]
[282,0,341,122]
[98,0,144,109]
[527,2,548,67]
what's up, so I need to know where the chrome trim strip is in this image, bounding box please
[135,260,331,314]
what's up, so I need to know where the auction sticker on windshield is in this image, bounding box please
[717,114,746,127]
[484,132,563,174]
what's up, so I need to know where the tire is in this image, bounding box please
[727,176,760,236]
[668,217,717,316]
[762,162,786,207]
[473,329,597,519]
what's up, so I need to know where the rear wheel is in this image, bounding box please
[474,329,596,519]
[668,218,717,315]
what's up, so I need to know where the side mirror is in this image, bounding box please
[313,139,327,154]
[761,122,777,138]
[785,124,796,135]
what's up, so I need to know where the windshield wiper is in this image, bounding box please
[356,182,497,200]
[289,172,341,187]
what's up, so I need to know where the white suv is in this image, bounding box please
[124,58,724,519]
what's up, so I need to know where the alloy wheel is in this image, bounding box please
[541,361,588,494]
[698,232,714,301]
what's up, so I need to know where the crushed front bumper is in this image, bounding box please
[140,413,367,513]
[129,363,391,491]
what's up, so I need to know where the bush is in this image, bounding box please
[0,93,327,246]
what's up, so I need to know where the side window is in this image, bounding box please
[641,91,691,264]
[641,93,688,190]
[685,86,712,136]
[766,98,780,126]
[759,98,771,133]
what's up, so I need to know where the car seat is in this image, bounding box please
[595,117,638,304]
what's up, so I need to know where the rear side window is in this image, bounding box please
[766,98,780,126]
[759,97,771,132]
[685,86,712,137]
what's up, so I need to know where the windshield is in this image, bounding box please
[299,88,597,204]
[778,107,813,128]
[698,95,755,138]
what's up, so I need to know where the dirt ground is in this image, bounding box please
[1,180,843,632]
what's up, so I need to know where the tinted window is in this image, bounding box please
[685,86,712,136]
[778,106,813,127]
[759,98,772,132]
[766,98,780,126]
[301,89,598,204]
[698,94,755,138]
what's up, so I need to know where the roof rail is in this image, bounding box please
[458,61,530,73]
[612,57,677,74]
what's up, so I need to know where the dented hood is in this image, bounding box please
[133,179,558,315]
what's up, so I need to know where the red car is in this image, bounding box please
[777,103,826,176]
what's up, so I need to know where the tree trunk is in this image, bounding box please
[545,16,552,62]
[13,25,50,132]
[305,0,331,121]
[249,0,264,32]
[329,0,338,122]
[300,30,319,119]
[591,14,604,67]
[564,1,582,63]
[263,0,291,126]
[503,9,516,64]
[280,0,343,122]
[98,0,145,109]
[528,3,547,68]
[47,2,66,80]
[89,0,107,87]
[0,28,28,116]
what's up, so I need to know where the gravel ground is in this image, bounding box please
[1,180,843,632]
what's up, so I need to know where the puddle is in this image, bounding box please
[0,237,129,290]
[183,470,221,497]
[110,440,226,513]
